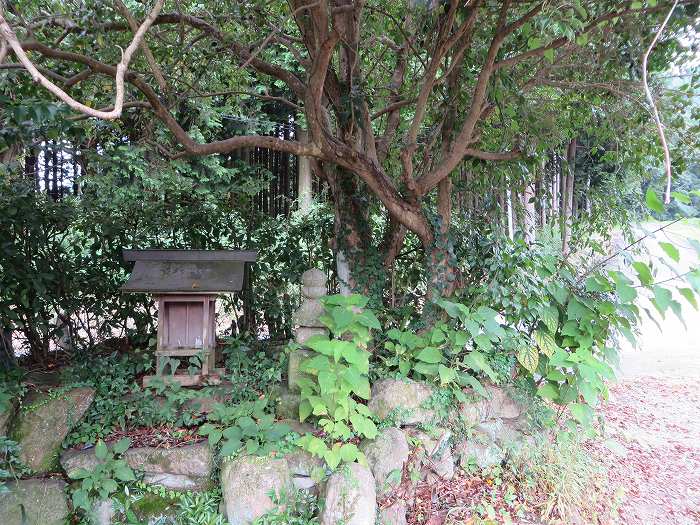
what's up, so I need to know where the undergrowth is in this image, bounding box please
[506,436,618,524]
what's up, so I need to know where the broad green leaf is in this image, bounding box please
[331,307,354,331]
[533,330,558,358]
[414,346,444,364]
[539,304,559,332]
[343,367,370,399]
[679,288,698,309]
[298,399,313,421]
[570,402,594,426]
[631,261,653,286]
[537,383,559,401]
[672,191,690,204]
[95,440,109,460]
[517,346,538,374]
[114,464,136,482]
[112,437,131,455]
[339,443,359,463]
[566,297,590,319]
[324,445,342,470]
[220,439,242,457]
[463,351,498,382]
[437,363,457,385]
[585,274,612,293]
[207,428,223,446]
[645,188,664,213]
[356,310,380,329]
[652,285,672,314]
[412,362,439,377]
[658,242,680,262]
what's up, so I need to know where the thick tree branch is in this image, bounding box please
[114,0,168,95]
[642,0,678,204]
[0,0,165,119]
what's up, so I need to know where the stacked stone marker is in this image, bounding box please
[288,269,328,391]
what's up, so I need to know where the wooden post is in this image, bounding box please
[297,128,313,213]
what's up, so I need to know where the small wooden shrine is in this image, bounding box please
[122,249,257,386]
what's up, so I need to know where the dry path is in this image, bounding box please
[593,222,700,524]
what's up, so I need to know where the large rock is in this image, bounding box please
[0,479,69,525]
[272,386,301,419]
[360,427,408,495]
[11,386,94,472]
[405,428,454,480]
[0,399,17,435]
[61,442,213,491]
[321,462,376,525]
[220,455,292,525]
[90,499,115,525]
[475,419,527,450]
[285,448,325,493]
[288,348,313,393]
[457,384,525,425]
[379,500,408,525]
[454,439,504,469]
[368,379,434,426]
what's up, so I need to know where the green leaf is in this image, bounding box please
[68,468,91,480]
[414,346,444,364]
[223,426,242,442]
[652,285,672,313]
[101,478,118,494]
[331,307,354,332]
[672,191,690,204]
[207,428,223,446]
[533,330,558,358]
[658,242,680,262]
[463,351,498,382]
[356,310,381,330]
[112,438,130,455]
[537,383,559,401]
[613,278,637,304]
[95,440,108,460]
[339,443,359,463]
[631,261,653,286]
[220,439,242,456]
[299,399,313,421]
[517,346,538,374]
[679,288,698,310]
[570,402,594,427]
[544,48,555,62]
[566,297,590,319]
[458,373,487,397]
[343,367,371,399]
[437,364,457,385]
[539,304,559,333]
[114,464,136,482]
[645,188,664,213]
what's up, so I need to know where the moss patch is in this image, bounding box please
[131,493,178,520]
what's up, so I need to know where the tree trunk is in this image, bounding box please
[325,164,385,300]
[425,177,457,310]
[561,139,576,255]
[523,181,536,244]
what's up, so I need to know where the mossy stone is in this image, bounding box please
[11,386,95,473]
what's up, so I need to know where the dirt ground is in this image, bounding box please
[591,222,700,524]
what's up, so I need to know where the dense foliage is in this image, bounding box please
[0,0,699,522]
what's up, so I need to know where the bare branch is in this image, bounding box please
[0,0,165,119]
[642,0,678,204]
[0,37,7,63]
[114,0,168,95]
[240,1,320,70]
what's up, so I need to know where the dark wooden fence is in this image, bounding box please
[25,125,306,218]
